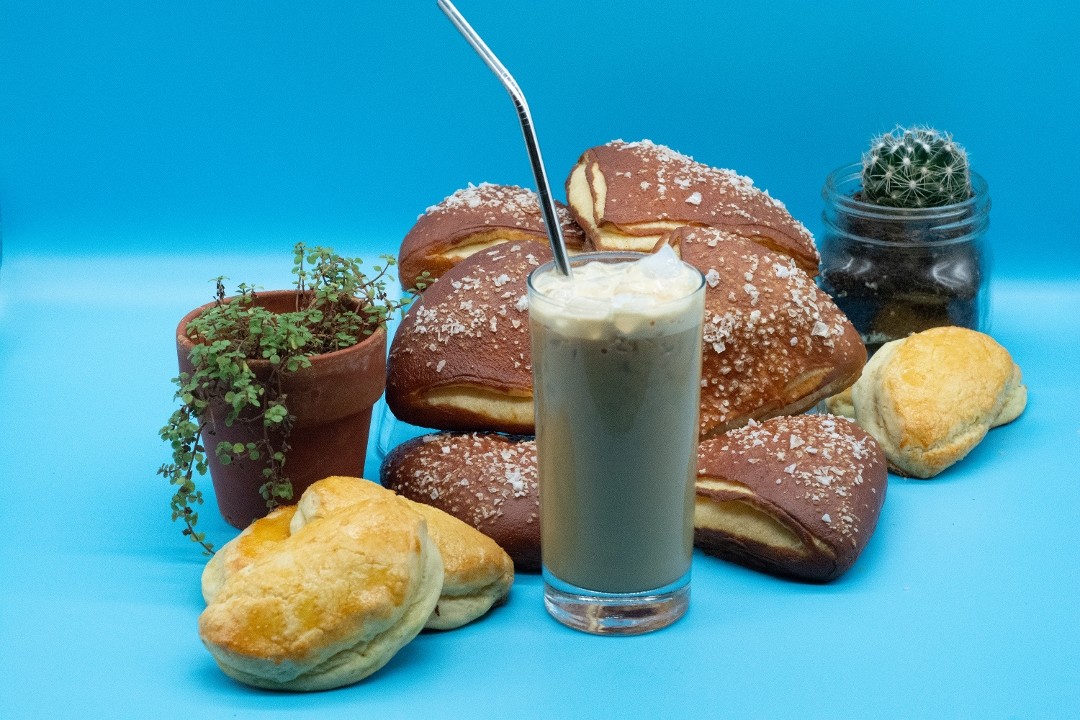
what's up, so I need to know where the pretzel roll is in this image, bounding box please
[382,432,541,572]
[662,226,865,438]
[399,183,587,292]
[695,414,887,582]
[386,241,548,434]
[566,139,819,274]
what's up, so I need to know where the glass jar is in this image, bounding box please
[818,163,990,355]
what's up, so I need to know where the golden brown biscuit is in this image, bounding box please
[386,241,547,434]
[405,502,515,630]
[381,433,541,571]
[850,326,1027,478]
[399,183,587,292]
[566,139,819,273]
[289,477,514,631]
[694,414,887,582]
[824,386,856,419]
[663,226,865,438]
[198,481,443,691]
[200,505,297,605]
[205,477,515,633]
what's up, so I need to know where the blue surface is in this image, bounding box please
[1,250,1078,717]
[2,1,1080,717]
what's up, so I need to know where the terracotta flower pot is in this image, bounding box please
[175,290,387,529]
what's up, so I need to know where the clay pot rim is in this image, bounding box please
[175,288,388,367]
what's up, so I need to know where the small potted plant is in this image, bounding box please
[158,243,412,552]
[818,126,990,353]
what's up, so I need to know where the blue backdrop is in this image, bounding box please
[3,4,1080,717]
[2,0,1078,274]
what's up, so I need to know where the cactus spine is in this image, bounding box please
[861,127,972,208]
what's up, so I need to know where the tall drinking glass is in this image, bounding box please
[528,249,705,635]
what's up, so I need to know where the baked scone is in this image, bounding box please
[382,433,541,571]
[404,501,515,629]
[849,326,1027,478]
[204,476,515,633]
[198,480,443,691]
[286,476,513,631]
[399,183,587,292]
[386,241,547,434]
[566,139,819,273]
[694,414,887,582]
[663,226,865,438]
[824,385,856,419]
[201,505,297,606]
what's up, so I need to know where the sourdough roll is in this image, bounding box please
[386,241,548,434]
[566,139,819,273]
[198,480,443,691]
[663,226,865,438]
[695,414,887,582]
[399,183,587,292]
[382,433,541,571]
[849,326,1027,478]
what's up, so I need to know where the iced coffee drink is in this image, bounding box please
[527,246,705,634]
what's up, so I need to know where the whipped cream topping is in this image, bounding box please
[529,245,704,337]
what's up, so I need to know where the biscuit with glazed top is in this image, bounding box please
[694,414,887,582]
[288,477,513,630]
[399,183,586,292]
[662,226,865,438]
[849,326,1026,478]
[197,481,443,691]
[203,477,514,635]
[386,241,548,434]
[382,433,541,571]
[566,139,819,273]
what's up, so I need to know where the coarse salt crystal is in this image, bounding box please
[822,513,832,523]
[686,191,703,206]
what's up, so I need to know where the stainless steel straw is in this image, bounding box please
[437,0,573,277]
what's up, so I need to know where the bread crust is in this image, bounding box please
[399,183,586,292]
[663,226,865,438]
[694,414,887,582]
[387,241,549,434]
[566,140,819,273]
[381,432,541,571]
[850,326,1027,478]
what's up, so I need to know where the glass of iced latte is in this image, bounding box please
[527,246,705,634]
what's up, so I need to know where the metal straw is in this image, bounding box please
[437,0,573,277]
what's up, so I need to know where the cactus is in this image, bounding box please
[861,126,972,208]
